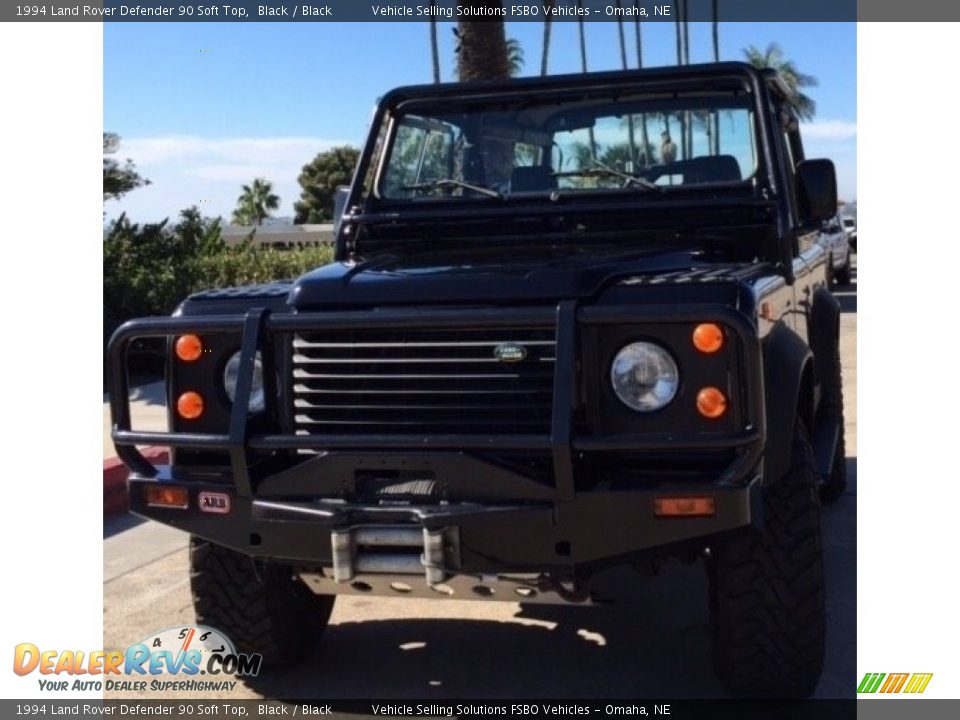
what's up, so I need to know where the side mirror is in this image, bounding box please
[332,186,350,234]
[796,159,837,224]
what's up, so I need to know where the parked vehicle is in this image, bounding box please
[820,215,852,285]
[842,215,857,251]
[108,62,846,698]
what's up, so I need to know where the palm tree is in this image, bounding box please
[540,1,553,76]
[506,37,525,77]
[455,3,511,81]
[633,3,651,166]
[743,42,818,120]
[674,8,682,65]
[232,178,279,226]
[576,1,596,157]
[429,1,440,83]
[615,2,637,167]
[711,0,721,154]
[712,0,720,61]
[673,3,687,158]
[454,5,514,184]
[633,2,642,67]
[682,0,692,157]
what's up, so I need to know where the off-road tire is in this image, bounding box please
[818,315,847,503]
[190,537,335,666]
[707,423,826,698]
[835,256,851,285]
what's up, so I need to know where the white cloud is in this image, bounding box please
[799,122,857,201]
[120,135,348,166]
[107,135,352,222]
[799,120,858,141]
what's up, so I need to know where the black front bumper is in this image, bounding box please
[111,302,765,573]
[130,463,759,573]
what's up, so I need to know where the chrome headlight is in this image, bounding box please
[223,351,265,413]
[610,342,679,412]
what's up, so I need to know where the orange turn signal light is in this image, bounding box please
[175,334,203,362]
[177,391,204,420]
[144,485,189,509]
[692,323,724,353]
[696,387,727,419]
[654,496,716,518]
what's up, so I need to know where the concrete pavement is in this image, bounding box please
[103,379,167,458]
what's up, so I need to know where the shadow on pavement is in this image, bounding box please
[103,511,146,539]
[246,579,726,699]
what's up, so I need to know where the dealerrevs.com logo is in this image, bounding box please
[13,626,261,693]
[857,673,934,694]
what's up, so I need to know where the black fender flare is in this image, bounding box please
[762,322,815,484]
[809,287,841,390]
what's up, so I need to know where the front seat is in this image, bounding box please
[510,166,558,193]
[684,155,742,184]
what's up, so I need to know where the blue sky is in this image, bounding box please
[104,21,856,222]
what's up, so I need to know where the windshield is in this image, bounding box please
[377,90,759,201]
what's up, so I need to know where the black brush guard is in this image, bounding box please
[108,302,765,573]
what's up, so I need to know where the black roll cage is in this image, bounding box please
[336,62,788,268]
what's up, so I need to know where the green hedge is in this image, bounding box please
[104,212,333,347]
[189,243,333,290]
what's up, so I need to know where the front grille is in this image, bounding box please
[291,325,556,436]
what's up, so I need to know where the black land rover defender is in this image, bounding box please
[109,62,846,698]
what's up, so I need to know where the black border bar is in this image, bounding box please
[8,1,941,24]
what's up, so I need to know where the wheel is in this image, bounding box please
[190,537,335,666]
[817,308,847,503]
[834,254,851,285]
[707,421,826,698]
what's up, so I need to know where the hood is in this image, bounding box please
[289,246,733,310]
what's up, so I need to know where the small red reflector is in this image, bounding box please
[144,485,189,509]
[692,323,724,353]
[696,387,728,419]
[177,391,204,420]
[654,496,716,517]
[175,334,203,362]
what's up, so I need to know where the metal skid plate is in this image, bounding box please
[299,568,587,605]
[299,524,588,605]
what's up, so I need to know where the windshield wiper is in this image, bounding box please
[403,178,503,199]
[558,161,661,192]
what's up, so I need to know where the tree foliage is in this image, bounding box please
[505,38,525,77]
[232,177,280,226]
[104,207,330,347]
[429,0,441,83]
[743,43,818,121]
[103,132,149,201]
[455,3,511,82]
[104,211,206,343]
[174,205,226,255]
[293,146,360,224]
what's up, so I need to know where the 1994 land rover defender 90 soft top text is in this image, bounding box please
[109,62,846,698]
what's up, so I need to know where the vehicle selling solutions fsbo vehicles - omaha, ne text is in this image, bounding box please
[109,62,846,698]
